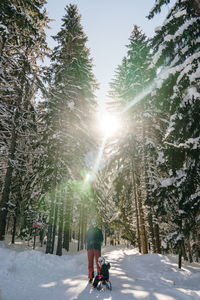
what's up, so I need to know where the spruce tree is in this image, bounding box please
[0,0,49,240]
[148,0,200,258]
[39,4,96,254]
[108,25,158,253]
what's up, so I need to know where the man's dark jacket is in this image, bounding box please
[85,226,103,250]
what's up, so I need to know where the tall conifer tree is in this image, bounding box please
[39,4,96,254]
[0,0,49,240]
[148,0,200,255]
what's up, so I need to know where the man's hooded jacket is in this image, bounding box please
[85,226,103,250]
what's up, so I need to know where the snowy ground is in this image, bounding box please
[0,242,200,300]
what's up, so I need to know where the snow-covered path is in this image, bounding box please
[0,244,199,300]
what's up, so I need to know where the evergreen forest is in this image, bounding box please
[0,0,199,266]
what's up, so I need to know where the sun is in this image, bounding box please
[97,110,120,137]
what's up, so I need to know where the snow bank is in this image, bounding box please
[0,243,199,300]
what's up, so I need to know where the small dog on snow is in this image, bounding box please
[92,256,111,290]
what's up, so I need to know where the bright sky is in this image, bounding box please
[45,0,171,107]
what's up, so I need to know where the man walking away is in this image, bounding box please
[85,219,103,283]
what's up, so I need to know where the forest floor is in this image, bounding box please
[0,238,200,300]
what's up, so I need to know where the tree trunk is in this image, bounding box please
[51,196,58,254]
[63,206,70,251]
[0,128,17,240]
[63,195,72,251]
[80,205,85,250]
[63,226,70,251]
[12,184,22,244]
[148,212,155,252]
[182,241,188,261]
[187,238,193,263]
[178,253,182,269]
[33,230,37,250]
[154,223,161,253]
[83,206,87,249]
[11,213,17,244]
[56,196,64,256]
[6,215,10,234]
[137,186,148,254]
[77,206,81,252]
[178,217,183,268]
[178,245,182,269]
[46,192,55,254]
[132,170,141,253]
[142,126,156,253]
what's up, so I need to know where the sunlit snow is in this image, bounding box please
[0,242,199,300]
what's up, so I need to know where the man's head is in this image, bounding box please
[91,219,97,227]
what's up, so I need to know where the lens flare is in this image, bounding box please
[97,110,120,137]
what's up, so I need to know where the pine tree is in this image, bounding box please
[0,0,49,240]
[39,4,97,255]
[148,0,200,260]
[108,25,159,253]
